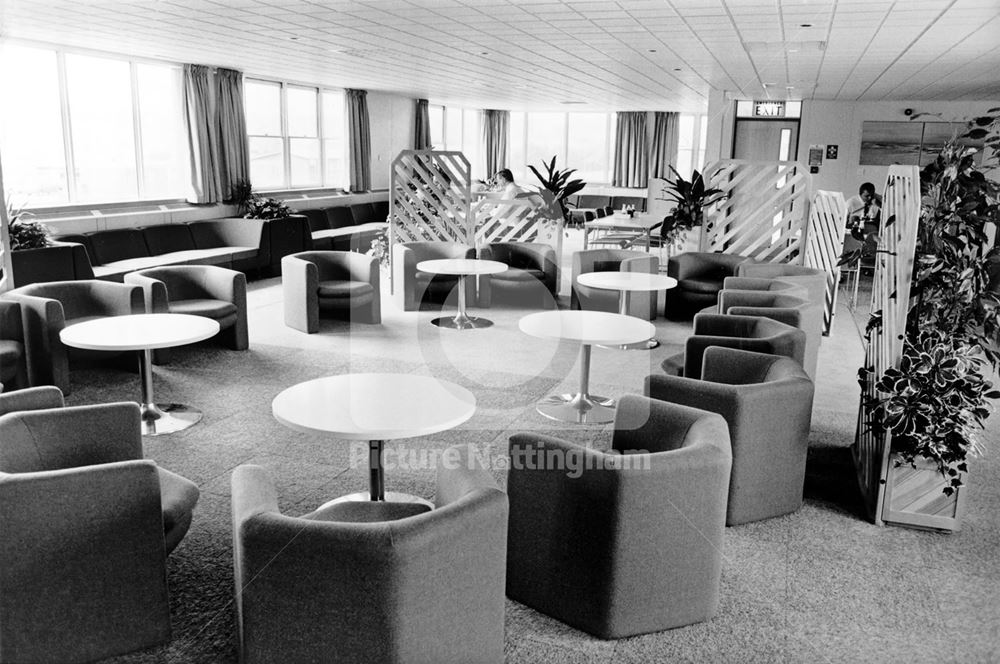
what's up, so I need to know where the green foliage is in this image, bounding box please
[528,155,586,223]
[657,166,725,249]
[864,111,1000,493]
[6,201,51,251]
[367,231,390,268]
[230,178,255,215]
[243,194,292,220]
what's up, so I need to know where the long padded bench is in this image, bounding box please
[55,218,269,282]
[297,201,389,253]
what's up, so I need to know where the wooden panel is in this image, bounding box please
[882,457,965,532]
[700,159,811,264]
[804,190,848,335]
[849,165,921,526]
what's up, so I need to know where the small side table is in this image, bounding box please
[577,271,678,350]
[417,258,507,329]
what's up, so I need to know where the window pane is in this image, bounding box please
[678,114,695,150]
[445,107,462,150]
[0,44,68,205]
[321,90,346,188]
[697,115,708,171]
[136,63,188,199]
[508,112,525,182]
[676,150,693,180]
[245,80,281,136]
[289,138,320,187]
[567,113,608,185]
[323,139,346,189]
[525,112,565,176]
[65,53,137,203]
[463,109,482,180]
[249,136,284,188]
[287,86,317,138]
[321,90,345,136]
[429,104,443,149]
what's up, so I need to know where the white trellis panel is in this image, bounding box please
[700,159,812,264]
[804,190,848,335]
[850,165,921,525]
[0,156,12,294]
[389,150,473,246]
[472,191,565,282]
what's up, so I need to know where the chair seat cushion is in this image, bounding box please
[661,353,685,376]
[169,298,237,320]
[317,280,374,299]
[679,277,724,294]
[0,340,23,381]
[492,267,543,283]
[304,500,432,523]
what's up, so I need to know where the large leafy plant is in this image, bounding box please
[863,109,1000,494]
[529,156,586,225]
[657,166,725,249]
[5,200,51,250]
[244,194,292,220]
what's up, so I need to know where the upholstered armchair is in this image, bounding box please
[0,300,28,391]
[477,242,558,308]
[2,279,144,394]
[736,263,827,313]
[661,313,807,378]
[506,394,731,639]
[391,241,475,312]
[125,265,248,357]
[646,347,814,525]
[571,249,658,319]
[282,251,381,333]
[664,251,755,319]
[231,444,508,664]
[0,391,199,663]
[716,289,822,379]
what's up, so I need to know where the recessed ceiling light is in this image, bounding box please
[289,36,299,41]
[800,23,812,27]
[479,51,490,55]
[673,67,682,71]
[560,101,586,105]
[648,49,657,53]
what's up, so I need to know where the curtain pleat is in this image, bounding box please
[482,109,509,177]
[612,111,648,188]
[650,112,679,180]
[215,68,250,202]
[347,89,371,192]
[414,99,431,150]
[183,64,221,204]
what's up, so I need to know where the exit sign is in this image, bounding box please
[754,101,786,117]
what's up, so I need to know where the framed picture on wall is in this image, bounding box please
[860,121,923,165]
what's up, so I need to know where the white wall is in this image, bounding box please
[797,100,998,199]
[368,91,414,190]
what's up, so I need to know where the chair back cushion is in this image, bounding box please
[350,203,375,225]
[88,229,150,266]
[325,206,354,229]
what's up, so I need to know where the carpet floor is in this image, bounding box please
[54,269,1000,664]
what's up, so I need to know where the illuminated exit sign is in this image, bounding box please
[754,101,786,117]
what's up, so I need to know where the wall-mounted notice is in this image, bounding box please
[826,145,839,159]
[808,145,824,167]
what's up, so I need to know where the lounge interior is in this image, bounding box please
[0,2,998,663]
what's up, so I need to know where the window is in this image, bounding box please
[567,113,611,185]
[525,113,565,178]
[676,114,708,179]
[428,104,444,149]
[0,43,188,206]
[508,112,525,181]
[245,79,346,190]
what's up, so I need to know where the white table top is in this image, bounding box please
[417,258,508,276]
[272,373,476,440]
[59,313,220,351]
[585,215,660,230]
[578,271,678,292]
[519,310,656,346]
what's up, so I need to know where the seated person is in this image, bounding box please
[845,182,882,232]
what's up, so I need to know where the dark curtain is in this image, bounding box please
[650,112,679,180]
[215,68,250,202]
[613,111,648,188]
[347,89,371,192]
[182,64,221,203]
[482,109,509,177]
[414,99,431,150]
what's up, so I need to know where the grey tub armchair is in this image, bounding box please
[571,248,658,319]
[506,395,731,639]
[232,443,508,664]
[646,347,814,525]
[0,389,199,663]
[478,241,558,308]
[391,241,476,311]
[282,250,381,332]
[0,301,28,391]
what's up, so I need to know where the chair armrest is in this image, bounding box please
[621,254,657,274]
[88,281,145,315]
[3,292,66,388]
[726,305,801,329]
[123,273,169,314]
[434,443,499,508]
[692,312,757,336]
[700,346,786,384]
[341,252,379,285]
[231,464,281,524]
[643,374,741,423]
[0,386,65,416]
[0,300,23,341]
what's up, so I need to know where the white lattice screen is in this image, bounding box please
[804,190,848,335]
[700,159,812,264]
[472,191,564,279]
[851,165,921,525]
[0,158,11,294]
[389,150,473,246]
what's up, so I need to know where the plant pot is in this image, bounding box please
[880,453,966,532]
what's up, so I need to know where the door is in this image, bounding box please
[733,119,800,162]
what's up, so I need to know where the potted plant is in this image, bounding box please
[529,156,586,226]
[656,166,725,253]
[860,111,1000,527]
[6,202,51,251]
[234,184,309,277]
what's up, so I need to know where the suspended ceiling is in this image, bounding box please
[1,0,998,112]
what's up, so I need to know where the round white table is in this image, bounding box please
[416,258,507,329]
[519,310,655,424]
[59,313,220,436]
[577,271,678,350]
[272,373,476,504]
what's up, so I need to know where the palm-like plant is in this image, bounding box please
[528,156,586,224]
[657,166,725,247]
[5,199,50,250]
